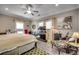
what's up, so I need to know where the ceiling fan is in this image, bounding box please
[22,4,40,16]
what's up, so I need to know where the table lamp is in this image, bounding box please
[71,32,79,44]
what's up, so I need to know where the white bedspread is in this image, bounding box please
[0,33,38,53]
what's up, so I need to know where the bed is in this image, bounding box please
[0,33,38,55]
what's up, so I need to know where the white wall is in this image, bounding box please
[0,14,31,33]
[73,8,79,32]
[0,15,15,33]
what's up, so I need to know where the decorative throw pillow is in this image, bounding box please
[68,37,76,42]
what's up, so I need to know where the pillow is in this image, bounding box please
[68,38,76,42]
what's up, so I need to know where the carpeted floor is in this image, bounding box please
[22,40,79,55]
[23,48,49,55]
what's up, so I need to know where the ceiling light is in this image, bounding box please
[27,10,31,14]
[5,8,9,10]
[56,4,59,6]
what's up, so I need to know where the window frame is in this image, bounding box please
[15,21,24,34]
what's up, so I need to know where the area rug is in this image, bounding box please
[23,48,49,55]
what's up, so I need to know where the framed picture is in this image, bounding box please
[62,16,72,30]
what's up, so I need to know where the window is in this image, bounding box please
[16,21,24,34]
[38,21,44,27]
[46,20,52,29]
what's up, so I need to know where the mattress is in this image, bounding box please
[0,33,38,54]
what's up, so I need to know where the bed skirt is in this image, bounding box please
[0,42,37,55]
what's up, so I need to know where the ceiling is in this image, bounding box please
[0,4,79,20]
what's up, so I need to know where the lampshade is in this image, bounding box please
[72,32,79,38]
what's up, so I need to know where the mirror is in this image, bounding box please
[32,25,36,29]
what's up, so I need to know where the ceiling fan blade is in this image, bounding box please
[31,13,34,16]
[33,11,39,13]
[26,4,33,9]
[38,14,40,16]
[24,12,27,14]
[28,4,33,8]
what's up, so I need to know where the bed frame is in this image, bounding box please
[0,42,37,55]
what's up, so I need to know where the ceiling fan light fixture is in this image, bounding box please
[27,10,31,14]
